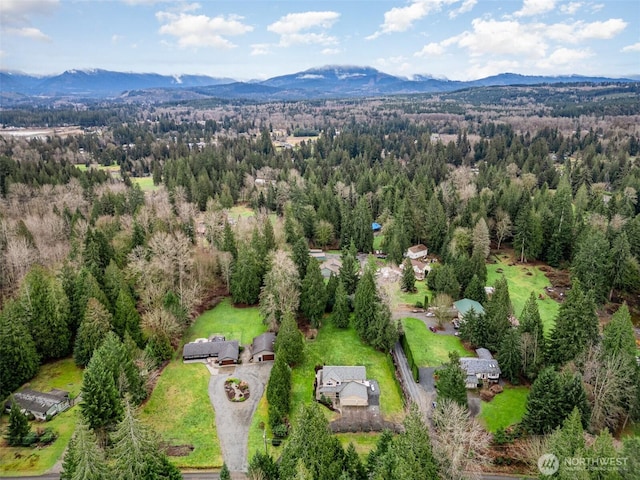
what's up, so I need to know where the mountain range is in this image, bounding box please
[1,66,636,103]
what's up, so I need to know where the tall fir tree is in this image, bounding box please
[519,291,546,379]
[497,328,522,384]
[332,279,351,329]
[80,351,123,438]
[300,258,326,328]
[547,278,599,366]
[113,288,143,347]
[98,332,146,405]
[572,228,611,304]
[266,355,292,430]
[339,240,360,295]
[0,300,40,399]
[274,313,304,367]
[74,297,112,367]
[353,264,377,342]
[484,276,513,351]
[436,352,468,407]
[5,399,30,446]
[352,197,374,253]
[292,236,310,280]
[546,178,574,267]
[230,245,261,305]
[60,419,109,480]
[400,258,416,292]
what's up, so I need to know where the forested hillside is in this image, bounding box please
[0,87,639,478]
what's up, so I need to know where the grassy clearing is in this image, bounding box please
[227,204,255,219]
[478,385,529,432]
[0,358,83,476]
[247,393,279,460]
[401,317,473,367]
[131,176,159,192]
[373,234,384,251]
[335,432,380,460]
[140,360,222,468]
[389,281,430,309]
[187,298,267,345]
[487,256,559,334]
[291,321,405,424]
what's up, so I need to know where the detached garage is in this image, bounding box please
[251,332,276,362]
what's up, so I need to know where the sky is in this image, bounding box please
[1,0,639,80]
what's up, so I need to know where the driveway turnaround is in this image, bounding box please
[208,362,273,473]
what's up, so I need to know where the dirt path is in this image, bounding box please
[208,362,273,473]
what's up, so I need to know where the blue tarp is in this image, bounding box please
[372,222,381,231]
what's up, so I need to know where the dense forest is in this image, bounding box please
[0,85,639,478]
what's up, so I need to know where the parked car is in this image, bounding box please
[452,320,460,329]
[429,326,437,333]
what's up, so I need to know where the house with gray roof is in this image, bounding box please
[315,366,377,408]
[182,338,239,365]
[5,389,70,421]
[459,349,501,388]
[251,332,276,362]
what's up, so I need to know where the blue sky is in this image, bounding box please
[1,0,639,80]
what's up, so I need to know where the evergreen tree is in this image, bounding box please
[80,351,123,437]
[230,245,261,305]
[400,258,416,292]
[220,463,231,480]
[6,399,30,446]
[222,221,238,259]
[366,429,394,478]
[279,404,346,479]
[497,328,522,384]
[300,258,326,328]
[60,420,109,480]
[292,236,310,280]
[464,274,487,304]
[425,194,447,255]
[110,400,181,480]
[332,279,351,328]
[484,276,513,351]
[602,303,636,359]
[608,232,635,300]
[472,218,491,259]
[433,263,461,299]
[20,266,71,361]
[98,332,146,405]
[324,273,338,312]
[344,442,366,480]
[74,297,112,367]
[572,228,610,304]
[353,197,374,253]
[113,288,143,347]
[267,355,292,431]
[519,292,546,379]
[248,452,279,480]
[546,178,574,267]
[458,308,490,348]
[547,279,599,366]
[0,300,39,399]
[545,408,588,480]
[354,264,377,342]
[275,313,304,367]
[514,206,542,262]
[262,216,276,253]
[436,352,468,407]
[339,240,360,295]
[522,367,563,435]
[102,260,126,312]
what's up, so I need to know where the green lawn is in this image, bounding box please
[335,432,381,460]
[140,360,222,468]
[373,234,384,251]
[132,176,160,192]
[0,358,83,477]
[187,298,267,345]
[247,393,278,460]
[228,204,256,219]
[478,385,529,432]
[291,322,405,424]
[401,317,473,367]
[487,256,559,334]
[391,282,430,309]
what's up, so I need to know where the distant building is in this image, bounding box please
[251,332,276,362]
[315,366,378,408]
[182,337,239,365]
[5,389,70,421]
[453,298,485,321]
[320,258,342,278]
[460,348,501,388]
[406,244,428,260]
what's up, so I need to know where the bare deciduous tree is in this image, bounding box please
[259,249,300,331]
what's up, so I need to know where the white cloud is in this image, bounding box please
[268,11,339,35]
[449,0,477,18]
[322,48,341,55]
[367,0,459,39]
[456,18,547,58]
[546,18,627,43]
[122,0,171,5]
[156,10,252,49]
[6,26,50,41]
[537,47,592,69]
[267,11,340,47]
[251,43,271,56]
[560,2,582,15]
[467,60,521,79]
[415,42,446,57]
[514,0,556,17]
[622,42,640,53]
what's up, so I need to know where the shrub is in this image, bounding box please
[21,431,39,447]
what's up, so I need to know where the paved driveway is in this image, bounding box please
[208,362,273,473]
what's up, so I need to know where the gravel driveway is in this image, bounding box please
[208,362,273,473]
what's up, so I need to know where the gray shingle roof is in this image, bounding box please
[182,340,239,361]
[340,381,368,401]
[5,389,69,415]
[321,366,366,384]
[475,348,493,360]
[252,332,276,356]
[459,358,501,376]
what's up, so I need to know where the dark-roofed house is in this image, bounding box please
[315,366,377,408]
[459,349,501,388]
[251,332,276,362]
[5,389,70,421]
[182,338,239,365]
[406,244,428,260]
[320,258,342,278]
[453,298,485,321]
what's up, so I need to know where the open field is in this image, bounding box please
[140,360,222,468]
[487,255,559,334]
[401,317,473,367]
[131,176,160,191]
[478,385,529,432]
[0,358,83,477]
[187,298,266,345]
[227,204,256,219]
[247,393,277,460]
[291,321,405,424]
[335,432,381,460]
[387,281,430,310]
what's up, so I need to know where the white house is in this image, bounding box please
[406,244,428,260]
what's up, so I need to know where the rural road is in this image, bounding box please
[208,362,272,473]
